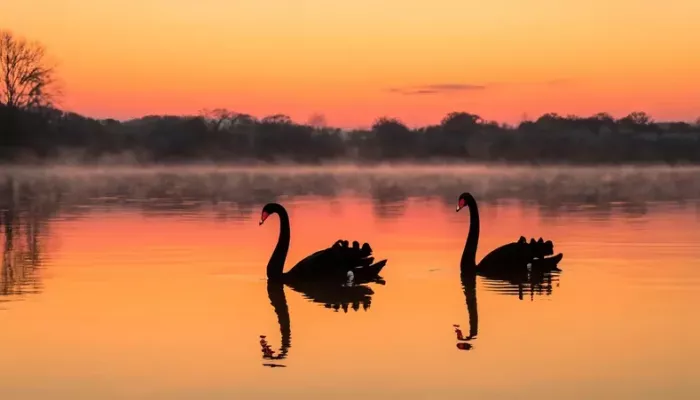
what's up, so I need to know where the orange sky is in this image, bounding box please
[4,0,700,127]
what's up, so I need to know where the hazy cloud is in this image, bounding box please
[387,83,487,95]
[386,79,573,95]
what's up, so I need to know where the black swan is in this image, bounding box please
[259,279,382,366]
[259,202,388,283]
[456,192,563,273]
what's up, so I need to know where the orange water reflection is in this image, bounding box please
[0,179,699,398]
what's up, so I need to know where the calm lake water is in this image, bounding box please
[1,165,699,399]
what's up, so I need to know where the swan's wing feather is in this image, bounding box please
[288,248,336,275]
[479,242,525,267]
[480,239,558,266]
[287,240,380,280]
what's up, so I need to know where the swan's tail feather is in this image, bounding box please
[353,259,387,279]
[531,252,563,271]
[368,259,387,273]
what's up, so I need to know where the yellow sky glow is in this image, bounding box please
[4,0,700,127]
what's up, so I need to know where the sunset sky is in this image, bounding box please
[4,0,700,127]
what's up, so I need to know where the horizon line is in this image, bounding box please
[41,106,699,129]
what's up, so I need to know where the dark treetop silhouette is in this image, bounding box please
[259,202,387,283]
[260,277,383,367]
[456,192,563,274]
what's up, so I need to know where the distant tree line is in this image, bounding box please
[3,103,700,165]
[2,29,700,165]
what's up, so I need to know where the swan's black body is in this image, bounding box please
[456,192,563,273]
[260,203,388,283]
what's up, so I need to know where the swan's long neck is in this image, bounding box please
[267,281,291,357]
[461,198,480,269]
[267,204,290,281]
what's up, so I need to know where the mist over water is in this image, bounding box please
[1,164,699,399]
[3,164,700,218]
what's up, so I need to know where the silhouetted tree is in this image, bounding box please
[0,30,62,158]
[616,111,656,133]
[261,114,293,125]
[627,111,652,125]
[371,117,414,159]
[431,112,484,157]
[593,112,614,123]
[0,30,59,109]
[441,112,482,131]
[200,108,236,131]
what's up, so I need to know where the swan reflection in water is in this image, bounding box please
[453,271,479,351]
[480,264,561,300]
[453,267,562,352]
[259,276,385,367]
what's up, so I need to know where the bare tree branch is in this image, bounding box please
[0,29,60,110]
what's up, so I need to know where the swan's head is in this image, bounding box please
[456,192,475,212]
[259,203,276,226]
[259,211,269,226]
